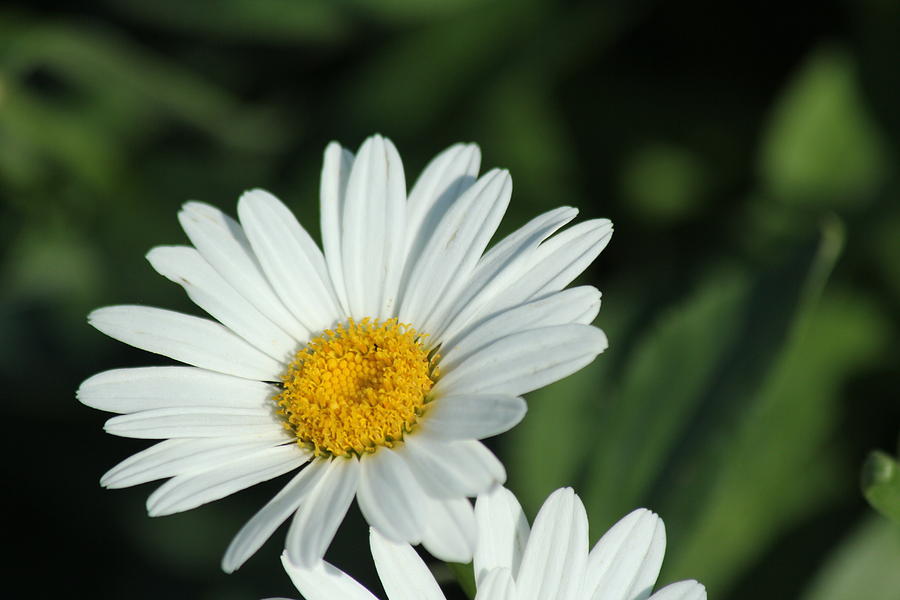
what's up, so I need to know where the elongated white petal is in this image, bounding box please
[341,135,406,319]
[419,496,477,564]
[433,324,607,398]
[178,201,309,340]
[357,448,425,544]
[420,395,526,441]
[647,581,706,600]
[222,459,328,573]
[104,406,281,439]
[440,286,602,370]
[405,143,480,259]
[474,486,530,582]
[89,306,284,381]
[147,245,297,362]
[479,219,612,319]
[78,367,276,414]
[101,436,287,489]
[238,189,343,332]
[516,488,589,600]
[402,434,505,498]
[286,457,360,567]
[320,143,355,313]
[400,168,511,329]
[280,553,378,600]
[434,206,577,343]
[146,444,308,516]
[475,568,517,600]
[371,528,447,600]
[582,509,666,600]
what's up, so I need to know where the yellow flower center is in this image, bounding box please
[276,318,438,457]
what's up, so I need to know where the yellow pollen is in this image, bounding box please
[276,318,438,457]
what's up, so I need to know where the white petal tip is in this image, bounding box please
[590,327,610,354]
[238,188,277,205]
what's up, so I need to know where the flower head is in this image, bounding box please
[280,487,707,600]
[78,135,611,570]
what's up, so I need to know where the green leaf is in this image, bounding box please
[665,288,890,594]
[581,270,748,530]
[862,450,900,525]
[759,46,887,207]
[800,516,900,600]
[582,218,843,550]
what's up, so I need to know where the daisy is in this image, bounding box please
[78,134,611,571]
[279,487,707,600]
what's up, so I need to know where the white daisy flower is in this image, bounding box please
[279,487,706,600]
[78,134,611,571]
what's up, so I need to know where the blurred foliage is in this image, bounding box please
[800,516,900,600]
[2,1,898,599]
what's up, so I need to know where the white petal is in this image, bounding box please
[178,201,309,340]
[356,448,427,544]
[479,219,613,319]
[474,486,530,582]
[280,553,378,600]
[320,142,355,314]
[341,135,407,319]
[433,206,577,343]
[517,488,589,600]
[147,245,298,362]
[419,496,477,564]
[419,394,526,441]
[286,457,360,567]
[475,568,517,600]
[88,306,284,381]
[400,169,511,330]
[101,436,287,489]
[78,366,276,414]
[370,528,446,600]
[222,459,329,573]
[402,434,505,498]
[440,286,602,371]
[104,406,282,439]
[647,581,706,600]
[405,143,480,259]
[238,189,343,332]
[146,444,308,516]
[433,324,607,398]
[582,509,666,600]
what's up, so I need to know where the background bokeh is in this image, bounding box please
[3,0,899,598]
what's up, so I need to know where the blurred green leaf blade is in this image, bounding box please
[666,288,890,594]
[800,516,900,600]
[583,219,843,550]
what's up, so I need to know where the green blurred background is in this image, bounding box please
[3,0,899,598]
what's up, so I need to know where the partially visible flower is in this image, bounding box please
[472,486,707,600]
[280,487,706,600]
[78,135,611,571]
